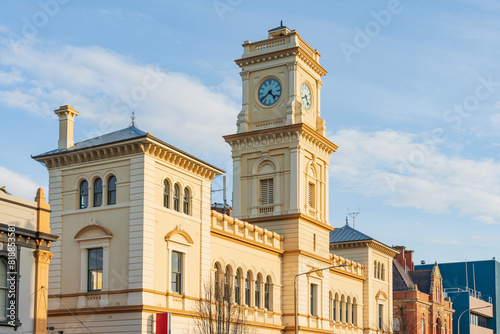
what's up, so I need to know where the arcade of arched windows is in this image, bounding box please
[329,291,359,326]
[213,262,275,311]
[373,260,385,281]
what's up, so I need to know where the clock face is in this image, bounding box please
[301,82,312,110]
[258,78,282,106]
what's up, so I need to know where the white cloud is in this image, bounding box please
[0,39,238,156]
[0,166,42,200]
[330,129,500,223]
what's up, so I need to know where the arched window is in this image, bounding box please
[381,263,385,281]
[79,180,89,209]
[183,188,190,215]
[224,266,231,302]
[245,271,251,306]
[93,178,103,207]
[353,298,358,326]
[374,261,377,278]
[163,180,170,208]
[333,294,338,321]
[393,318,401,334]
[235,269,241,305]
[107,175,117,205]
[346,296,351,324]
[255,274,261,308]
[214,263,221,300]
[0,258,7,321]
[265,276,271,310]
[329,292,333,319]
[174,184,180,212]
[422,317,425,334]
[340,295,344,322]
[378,262,381,279]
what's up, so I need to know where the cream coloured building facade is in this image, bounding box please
[0,187,57,333]
[33,25,397,333]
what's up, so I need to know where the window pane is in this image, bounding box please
[108,176,117,205]
[94,178,103,207]
[88,248,103,291]
[174,185,180,211]
[183,188,190,214]
[80,181,89,209]
[171,252,182,294]
[164,180,170,208]
[260,179,274,205]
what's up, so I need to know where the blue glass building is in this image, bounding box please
[416,259,498,334]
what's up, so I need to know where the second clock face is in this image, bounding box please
[301,82,312,110]
[258,78,282,106]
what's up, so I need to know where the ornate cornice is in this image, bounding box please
[33,136,224,181]
[330,240,399,258]
[224,123,337,157]
[235,46,327,77]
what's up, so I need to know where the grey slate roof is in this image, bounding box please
[33,126,148,158]
[393,259,415,291]
[329,225,373,243]
[409,270,432,294]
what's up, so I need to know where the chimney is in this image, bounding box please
[54,105,79,149]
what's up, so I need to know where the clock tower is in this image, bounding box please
[224,25,338,330]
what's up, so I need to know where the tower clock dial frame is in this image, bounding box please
[301,82,312,111]
[256,77,283,107]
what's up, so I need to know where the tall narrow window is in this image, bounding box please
[163,180,170,208]
[214,264,221,300]
[255,275,261,308]
[235,270,241,305]
[308,182,314,207]
[346,298,350,323]
[422,318,425,334]
[351,302,354,324]
[93,178,103,207]
[374,261,377,278]
[224,266,230,303]
[171,251,183,294]
[381,263,385,281]
[260,179,274,205]
[333,296,337,321]
[378,304,384,329]
[340,297,344,322]
[265,276,270,310]
[0,259,8,321]
[107,175,117,205]
[88,248,103,292]
[80,180,89,209]
[183,188,190,215]
[245,272,251,306]
[310,284,318,316]
[174,184,180,212]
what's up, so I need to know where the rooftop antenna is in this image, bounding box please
[345,216,349,226]
[131,111,136,127]
[347,208,360,229]
[465,260,469,291]
[281,20,283,27]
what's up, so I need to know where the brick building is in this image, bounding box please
[393,246,454,334]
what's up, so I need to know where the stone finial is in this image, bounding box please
[35,188,51,234]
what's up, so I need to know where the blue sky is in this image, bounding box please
[1,0,499,264]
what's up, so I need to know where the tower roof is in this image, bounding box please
[329,225,373,243]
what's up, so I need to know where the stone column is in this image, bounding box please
[34,249,53,334]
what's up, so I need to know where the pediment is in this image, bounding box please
[74,224,113,240]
